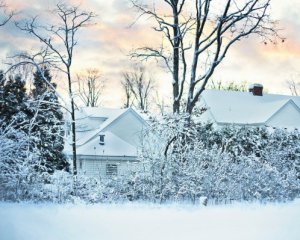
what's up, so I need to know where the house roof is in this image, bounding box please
[76,131,137,157]
[65,107,145,157]
[75,107,127,145]
[76,107,127,131]
[200,89,300,125]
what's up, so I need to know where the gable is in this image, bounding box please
[105,110,146,147]
[266,101,300,129]
[76,131,137,157]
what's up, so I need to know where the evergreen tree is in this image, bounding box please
[32,67,54,98]
[30,68,69,173]
[0,73,29,129]
[0,72,35,176]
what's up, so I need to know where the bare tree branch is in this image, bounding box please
[122,65,155,112]
[287,78,300,96]
[11,3,96,176]
[130,0,281,115]
[0,1,14,27]
[130,0,191,113]
[5,48,69,108]
[76,68,104,107]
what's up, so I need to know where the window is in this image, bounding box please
[106,164,118,176]
[99,134,105,145]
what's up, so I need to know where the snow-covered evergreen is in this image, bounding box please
[30,68,68,173]
[0,121,44,201]
[0,70,69,201]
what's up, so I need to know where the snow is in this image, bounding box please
[74,107,127,146]
[76,131,137,156]
[65,107,140,156]
[80,107,127,132]
[200,89,300,125]
[1,200,300,240]
[77,107,126,121]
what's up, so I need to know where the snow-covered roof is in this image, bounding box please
[65,107,146,157]
[76,107,127,132]
[200,90,300,126]
[76,131,137,157]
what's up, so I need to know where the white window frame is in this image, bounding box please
[106,163,118,176]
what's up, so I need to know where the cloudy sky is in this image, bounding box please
[0,0,300,108]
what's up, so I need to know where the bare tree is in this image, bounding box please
[121,76,135,109]
[131,0,281,115]
[14,3,96,176]
[208,79,248,92]
[122,66,154,112]
[154,91,169,116]
[77,68,104,107]
[287,79,299,96]
[0,1,14,27]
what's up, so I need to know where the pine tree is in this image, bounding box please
[30,68,69,173]
[0,72,35,177]
[0,73,29,129]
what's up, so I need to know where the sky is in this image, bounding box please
[0,0,300,108]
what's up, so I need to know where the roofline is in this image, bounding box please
[75,108,129,146]
[75,108,146,147]
[265,99,300,123]
[201,92,300,125]
[199,95,218,123]
[100,107,147,133]
[100,107,129,132]
[204,89,300,99]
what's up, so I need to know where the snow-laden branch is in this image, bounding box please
[131,0,282,115]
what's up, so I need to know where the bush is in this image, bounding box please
[132,115,300,203]
[1,114,299,204]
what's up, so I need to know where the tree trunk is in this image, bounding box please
[172,7,180,114]
[68,71,77,175]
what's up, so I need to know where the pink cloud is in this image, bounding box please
[1,0,300,107]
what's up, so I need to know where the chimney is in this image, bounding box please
[249,83,263,96]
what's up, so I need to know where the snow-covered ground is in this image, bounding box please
[1,200,300,240]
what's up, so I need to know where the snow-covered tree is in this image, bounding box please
[131,0,281,115]
[14,2,96,175]
[0,114,47,201]
[30,68,69,173]
[132,115,300,203]
[0,73,29,129]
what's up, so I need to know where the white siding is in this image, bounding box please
[267,102,300,129]
[77,155,140,179]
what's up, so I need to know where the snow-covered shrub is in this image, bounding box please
[133,114,300,203]
[0,123,43,201]
[0,120,68,202]
[1,111,299,204]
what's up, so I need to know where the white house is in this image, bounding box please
[65,107,147,178]
[199,84,300,129]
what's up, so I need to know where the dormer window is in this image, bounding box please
[99,133,105,145]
